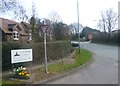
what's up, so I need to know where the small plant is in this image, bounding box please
[11,66,30,79]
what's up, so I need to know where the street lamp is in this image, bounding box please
[77,0,80,53]
[41,19,49,73]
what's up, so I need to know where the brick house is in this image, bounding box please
[0,18,30,42]
[87,32,93,42]
[0,17,55,43]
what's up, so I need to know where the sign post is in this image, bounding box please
[41,19,49,73]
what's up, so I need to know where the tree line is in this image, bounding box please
[0,0,119,43]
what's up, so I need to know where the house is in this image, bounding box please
[81,26,101,41]
[87,32,93,42]
[0,17,56,43]
[0,18,29,42]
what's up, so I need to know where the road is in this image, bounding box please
[44,42,118,84]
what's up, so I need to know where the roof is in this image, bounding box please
[0,18,16,34]
[0,17,29,36]
[20,22,31,33]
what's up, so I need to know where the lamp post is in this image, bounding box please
[77,0,80,53]
[41,19,49,73]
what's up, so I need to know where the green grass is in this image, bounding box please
[2,80,21,86]
[2,79,30,86]
[48,48,92,74]
[0,80,2,85]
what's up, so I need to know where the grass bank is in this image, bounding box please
[2,48,92,85]
[48,48,92,74]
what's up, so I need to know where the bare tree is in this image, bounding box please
[98,8,118,33]
[69,23,83,34]
[14,5,29,22]
[0,0,17,12]
[0,0,28,22]
[31,1,38,17]
[48,11,62,23]
[97,13,107,32]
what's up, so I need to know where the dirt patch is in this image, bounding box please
[29,68,57,83]
[63,59,75,64]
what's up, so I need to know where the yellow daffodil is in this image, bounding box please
[21,72,24,75]
[19,73,21,75]
[25,74,29,77]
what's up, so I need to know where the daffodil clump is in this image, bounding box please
[12,66,30,79]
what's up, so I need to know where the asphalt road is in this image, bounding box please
[44,42,118,84]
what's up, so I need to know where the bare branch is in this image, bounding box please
[0,0,29,22]
[97,8,117,33]
[48,11,62,23]
[0,0,17,12]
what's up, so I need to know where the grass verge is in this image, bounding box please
[2,48,92,85]
[48,48,92,74]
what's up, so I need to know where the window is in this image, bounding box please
[8,24,16,31]
[13,31,19,41]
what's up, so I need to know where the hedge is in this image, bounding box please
[92,32,119,45]
[2,41,72,71]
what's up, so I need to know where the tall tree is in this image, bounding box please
[30,16,36,41]
[29,2,39,42]
[97,8,118,33]
[53,22,70,40]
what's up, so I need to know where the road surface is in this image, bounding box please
[44,42,118,84]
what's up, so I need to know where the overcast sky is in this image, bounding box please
[1,0,119,29]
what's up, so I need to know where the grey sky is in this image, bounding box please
[0,0,119,29]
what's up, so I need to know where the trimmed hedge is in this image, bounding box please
[92,32,119,45]
[2,41,72,71]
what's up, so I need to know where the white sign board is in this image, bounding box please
[11,49,33,64]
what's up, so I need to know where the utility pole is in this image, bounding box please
[77,0,80,53]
